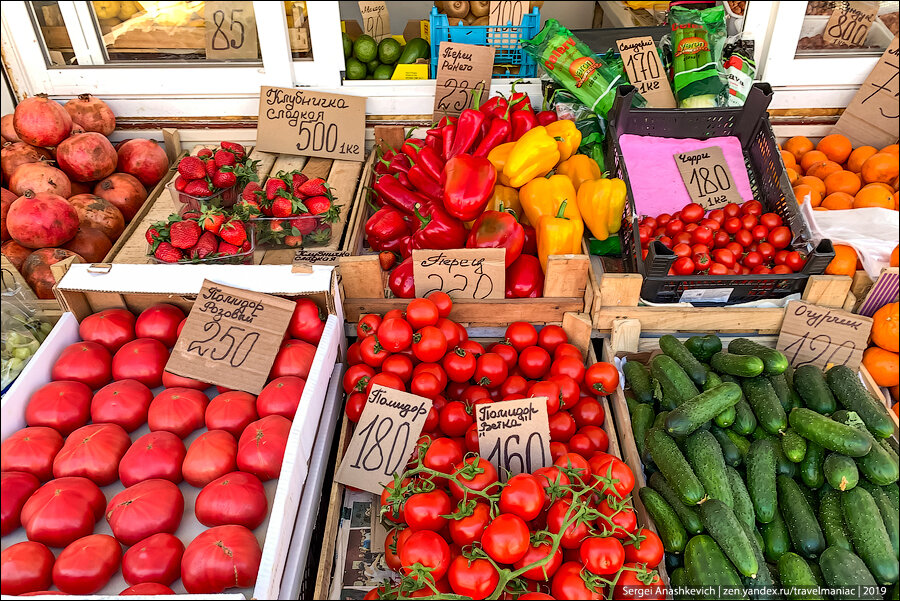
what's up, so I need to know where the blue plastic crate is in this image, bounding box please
[429,7,540,79]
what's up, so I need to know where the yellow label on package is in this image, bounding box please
[392,34,405,44]
[391,64,429,80]
[421,20,430,42]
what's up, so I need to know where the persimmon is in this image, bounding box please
[862,346,899,387]
[871,302,899,352]
[807,160,843,180]
[816,134,853,164]
[780,150,797,170]
[795,175,826,197]
[861,152,899,184]
[880,143,899,157]
[784,136,814,160]
[824,170,861,196]
[891,245,899,267]
[800,150,828,172]
[786,167,799,184]
[825,244,858,277]
[793,183,822,207]
[821,192,855,210]
[853,185,894,209]
[847,146,878,172]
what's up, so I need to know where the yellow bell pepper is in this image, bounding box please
[605,177,628,234]
[487,142,515,187]
[503,126,560,188]
[556,155,602,193]
[465,185,523,227]
[545,119,582,163]
[577,178,612,240]
[538,200,584,274]
[520,174,580,228]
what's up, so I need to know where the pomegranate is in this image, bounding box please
[1,114,21,142]
[13,94,72,148]
[7,192,79,248]
[68,194,125,241]
[1,240,32,270]
[1,142,53,182]
[63,227,111,262]
[56,133,117,182]
[64,94,115,136]
[22,248,83,299]
[93,173,147,221]
[69,180,96,196]
[9,162,71,198]
[116,139,169,187]
[1,187,15,241]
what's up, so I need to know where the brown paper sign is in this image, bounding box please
[335,386,433,495]
[823,1,879,46]
[257,86,365,161]
[359,0,390,41]
[205,1,258,60]
[412,248,505,300]
[489,1,529,27]
[433,42,495,120]
[674,146,744,210]
[476,397,552,482]
[617,36,675,109]
[166,280,296,395]
[833,36,900,149]
[373,125,406,153]
[776,301,874,372]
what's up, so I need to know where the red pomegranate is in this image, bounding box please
[1,240,32,270]
[22,248,83,298]
[93,173,147,221]
[9,162,71,198]
[63,226,112,262]
[71,123,86,135]
[1,187,15,241]
[68,194,125,241]
[116,139,169,187]
[7,192,79,248]
[1,142,53,182]
[56,133,117,182]
[1,114,21,142]
[13,94,72,148]
[64,94,115,136]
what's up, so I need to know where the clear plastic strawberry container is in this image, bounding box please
[250,214,334,249]
[166,179,238,215]
[147,225,256,265]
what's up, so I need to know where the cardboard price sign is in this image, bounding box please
[359,0,390,41]
[205,1,258,60]
[166,280,296,395]
[823,1,879,46]
[833,36,900,149]
[674,146,744,210]
[489,1,529,27]
[335,386,433,494]
[256,86,365,161]
[476,397,552,481]
[776,301,874,371]
[617,36,675,109]
[433,42,495,120]
[412,248,505,300]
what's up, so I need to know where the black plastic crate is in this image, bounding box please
[607,83,834,305]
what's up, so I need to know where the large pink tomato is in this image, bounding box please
[256,376,305,419]
[134,303,184,348]
[147,387,209,438]
[105,479,184,546]
[205,391,258,437]
[21,477,104,547]
[50,341,112,390]
[269,339,316,380]
[236,415,291,481]
[288,298,325,344]
[0,426,64,481]
[181,525,261,594]
[78,308,135,352]
[0,541,55,596]
[195,471,268,529]
[0,471,41,535]
[25,381,92,435]
[121,532,184,586]
[52,534,122,595]
[118,431,186,487]
[182,430,237,488]
[90,379,153,432]
[112,338,169,387]
[52,422,130,486]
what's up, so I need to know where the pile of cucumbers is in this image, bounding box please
[624,334,899,600]
[342,33,430,81]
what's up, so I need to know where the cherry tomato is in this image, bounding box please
[693,252,711,272]
[740,214,758,230]
[760,212,783,229]
[435,318,462,349]
[723,202,741,218]
[578,425,609,453]
[366,372,405,396]
[568,433,596,456]
[592,455,635,498]
[772,264,793,274]
[423,437,463,475]
[741,199,763,215]
[673,257,694,275]
[614,563,666,600]
[498,474,544,521]
[751,224,769,242]
[700,218,721,232]
[640,216,658,230]
[505,322,538,352]
[691,226,713,246]
[708,262,729,275]
[684,223,698,233]
[377,318,413,353]
[346,341,362,365]
[461,385,490,406]
[713,248,735,268]
[550,356,585,384]
[500,374,529,398]
[547,375,580,410]
[707,208,725,223]
[472,353,508,389]
[384,528,410,570]
[413,363,448,392]
[734,229,754,248]
[528,381,561,415]
[449,456,498,499]
[405,298,440,329]
[723,217,742,234]
[656,213,672,226]
[583,362,618,397]
[437,401,472,437]
[359,335,388,368]
[411,326,447,363]
[743,251,763,269]
[664,219,684,237]
[553,452,591,483]
[769,225,792,250]
[638,225,652,246]
[726,242,744,258]
[447,556,499,598]
[713,230,731,248]
[356,314,381,338]
[672,243,691,258]
[405,490,451,532]
[537,325,568,354]
[481,513,530,564]
[597,497,637,538]
[410,372,442,399]
[580,536,625,575]
[447,502,490,546]
[399,530,450,581]
[680,202,704,223]
[655,235,673,249]
[672,231,692,246]
[518,346,551,379]
[548,411,576,442]
[551,561,604,600]
[774,250,790,265]
[426,291,453,318]
[513,540,563,582]
[546,501,589,549]
[489,341,518,368]
[785,251,806,271]
[570,397,605,428]
[751,265,772,274]
[757,241,775,263]
[382,354,414,383]
[442,348,476,383]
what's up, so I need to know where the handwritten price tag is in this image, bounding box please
[359,0,390,41]
[776,301,874,371]
[433,42,495,120]
[823,1,879,47]
[476,397,552,482]
[205,1,258,60]
[674,146,744,210]
[412,248,505,300]
[166,280,296,394]
[616,36,675,109]
[335,386,433,494]
[489,1,528,27]
[256,86,365,161]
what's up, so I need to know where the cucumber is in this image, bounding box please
[666,383,743,438]
[770,372,801,413]
[819,546,880,599]
[746,438,778,523]
[651,354,700,408]
[773,439,798,478]
[704,371,723,390]
[624,389,642,415]
[711,352,765,378]
[885,483,899,514]
[823,453,859,491]
[794,364,836,415]
[661,334,709,386]
[711,426,743,467]
[800,441,826,489]
[639,487,689,553]
[778,552,825,600]
[832,410,899,485]
[799,481,819,511]
[632,403,655,458]
[782,428,808,463]
[648,471,704,535]
[699,499,759,577]
[863,484,899,560]
[724,428,751,463]
[731,398,758,435]
[684,535,748,600]
[777,475,826,559]
[820,487,853,552]
[666,551,683,571]
[669,567,688,601]
[652,410,670,430]
[623,360,654,404]
[762,508,791,563]
[842,487,900,584]
[715,405,736,428]
[809,562,826,587]
[743,377,788,434]
[826,365,895,439]
[685,334,722,362]
[751,426,772,441]
[685,430,734,508]
[788,408,872,457]
[728,338,788,375]
[645,428,706,505]
[737,519,779,601]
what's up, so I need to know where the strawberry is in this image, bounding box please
[182,210,201,220]
[290,216,317,236]
[240,240,252,252]
[190,231,218,259]
[146,224,166,245]
[205,160,217,179]
[264,178,290,201]
[379,251,396,271]
[214,150,237,168]
[272,196,295,218]
[212,169,237,189]
[153,242,182,263]
[220,141,246,160]
[305,195,331,215]
[217,241,241,255]
[199,207,225,233]
[283,235,304,248]
[219,219,247,246]
[174,175,188,192]
[298,177,330,197]
[184,179,213,197]
[242,181,262,201]
[177,156,206,180]
[196,148,213,158]
[169,219,202,249]
[291,172,310,197]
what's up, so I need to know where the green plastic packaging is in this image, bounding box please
[669,4,728,108]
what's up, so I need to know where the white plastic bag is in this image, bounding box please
[801,203,899,279]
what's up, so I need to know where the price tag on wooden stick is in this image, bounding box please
[776,301,873,371]
[616,36,675,109]
[257,86,365,161]
[166,280,297,395]
[205,1,258,60]
[359,0,390,41]
[490,1,528,27]
[412,248,505,300]
[433,42,495,120]
[335,386,433,495]
[476,397,552,482]
[832,36,900,149]
[674,146,744,210]
[823,1,879,47]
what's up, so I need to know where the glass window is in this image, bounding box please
[29,1,78,66]
[795,1,897,56]
[287,1,313,60]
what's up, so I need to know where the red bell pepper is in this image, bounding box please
[411,203,467,250]
[442,124,456,161]
[440,154,497,221]
[436,115,457,128]
[397,171,413,190]
[383,152,411,175]
[510,109,538,141]
[472,113,511,158]
[480,95,509,120]
[522,224,538,256]
[416,146,445,183]
[366,207,410,251]
[425,129,442,151]
[373,174,429,215]
[401,138,425,161]
[407,165,442,203]
[466,210,525,267]
[447,89,486,159]
[374,149,393,175]
[389,258,416,298]
[537,110,558,126]
[505,254,544,298]
[381,234,412,258]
